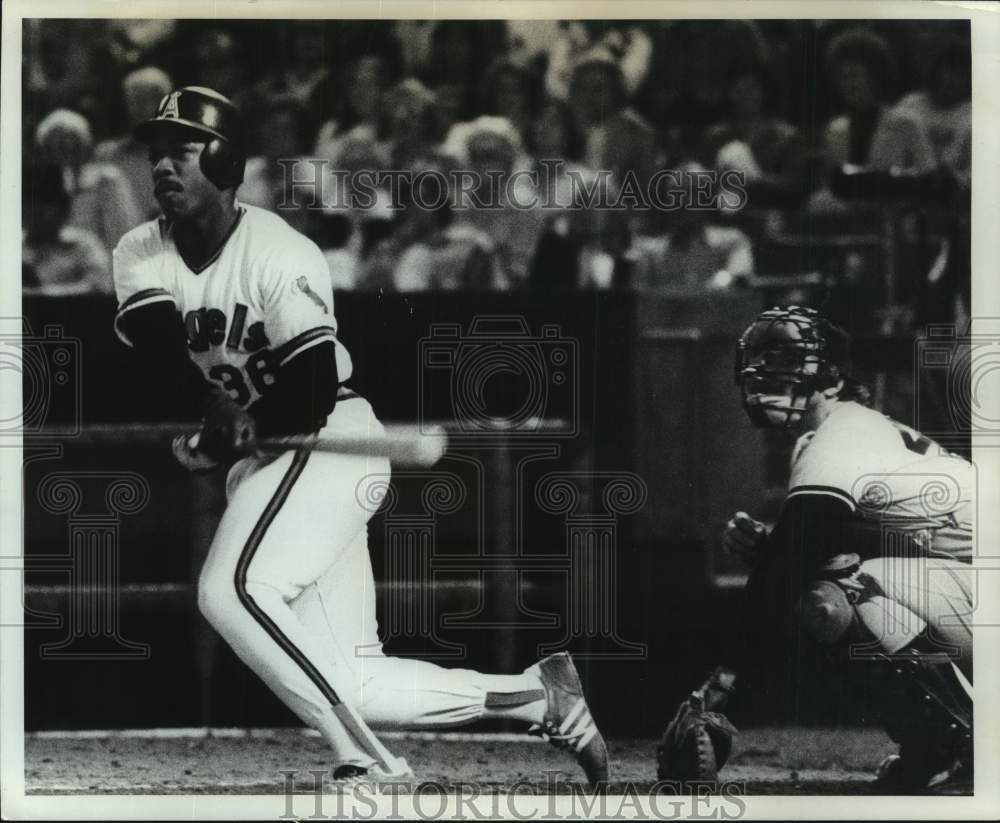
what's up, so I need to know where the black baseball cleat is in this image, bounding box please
[873,748,972,794]
[333,764,370,780]
[333,758,414,785]
[526,652,609,787]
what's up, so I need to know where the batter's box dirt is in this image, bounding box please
[24,726,966,796]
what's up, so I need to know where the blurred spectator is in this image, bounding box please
[443,116,545,288]
[526,98,606,291]
[394,21,435,77]
[424,21,509,132]
[529,98,598,213]
[382,78,444,167]
[809,27,929,212]
[702,63,807,208]
[20,17,970,304]
[481,58,542,146]
[314,55,390,161]
[35,108,143,258]
[396,19,557,75]
[631,168,754,290]
[890,35,970,191]
[241,99,320,234]
[190,27,253,103]
[257,22,330,108]
[105,20,178,72]
[23,161,111,296]
[23,20,103,140]
[545,22,652,102]
[507,21,563,67]
[632,216,755,291]
[636,21,770,148]
[358,152,498,292]
[94,66,173,220]
[568,51,656,197]
[312,134,395,287]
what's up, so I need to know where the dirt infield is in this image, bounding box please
[22,725,946,796]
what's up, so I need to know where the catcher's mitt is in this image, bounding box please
[656,667,738,783]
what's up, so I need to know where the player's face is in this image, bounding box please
[741,378,810,427]
[739,348,818,429]
[147,135,217,220]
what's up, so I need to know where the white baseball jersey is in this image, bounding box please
[112,203,353,409]
[788,402,973,560]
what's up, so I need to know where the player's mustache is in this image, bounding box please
[154,178,184,196]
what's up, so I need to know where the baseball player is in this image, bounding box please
[112,86,609,785]
[657,306,973,792]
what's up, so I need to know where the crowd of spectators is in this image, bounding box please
[22,18,971,316]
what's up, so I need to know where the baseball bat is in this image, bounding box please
[181,425,447,468]
[259,424,447,467]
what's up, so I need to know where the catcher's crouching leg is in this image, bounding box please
[798,554,973,792]
[655,667,738,787]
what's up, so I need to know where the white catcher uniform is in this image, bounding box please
[113,203,549,770]
[788,401,974,674]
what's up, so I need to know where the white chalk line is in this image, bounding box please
[27,727,543,743]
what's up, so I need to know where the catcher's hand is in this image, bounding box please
[198,389,257,462]
[722,511,768,567]
[656,668,738,784]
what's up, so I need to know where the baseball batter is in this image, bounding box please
[112,86,608,784]
[657,306,973,792]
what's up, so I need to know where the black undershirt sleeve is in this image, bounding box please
[732,493,926,670]
[744,493,859,633]
[118,301,217,417]
[724,493,868,679]
[119,303,339,435]
[247,340,339,438]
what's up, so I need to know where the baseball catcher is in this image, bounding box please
[656,306,973,792]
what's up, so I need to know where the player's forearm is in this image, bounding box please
[248,341,339,438]
[117,301,219,416]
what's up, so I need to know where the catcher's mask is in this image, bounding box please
[735,306,852,429]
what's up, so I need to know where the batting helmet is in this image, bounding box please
[134,86,246,190]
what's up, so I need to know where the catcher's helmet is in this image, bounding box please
[134,86,246,190]
[735,306,853,427]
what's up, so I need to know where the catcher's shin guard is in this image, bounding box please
[799,556,973,790]
[866,636,973,791]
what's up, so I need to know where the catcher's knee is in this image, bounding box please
[796,553,866,647]
[798,579,857,646]
[796,553,927,654]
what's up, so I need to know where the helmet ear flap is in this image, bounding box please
[200,138,245,190]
